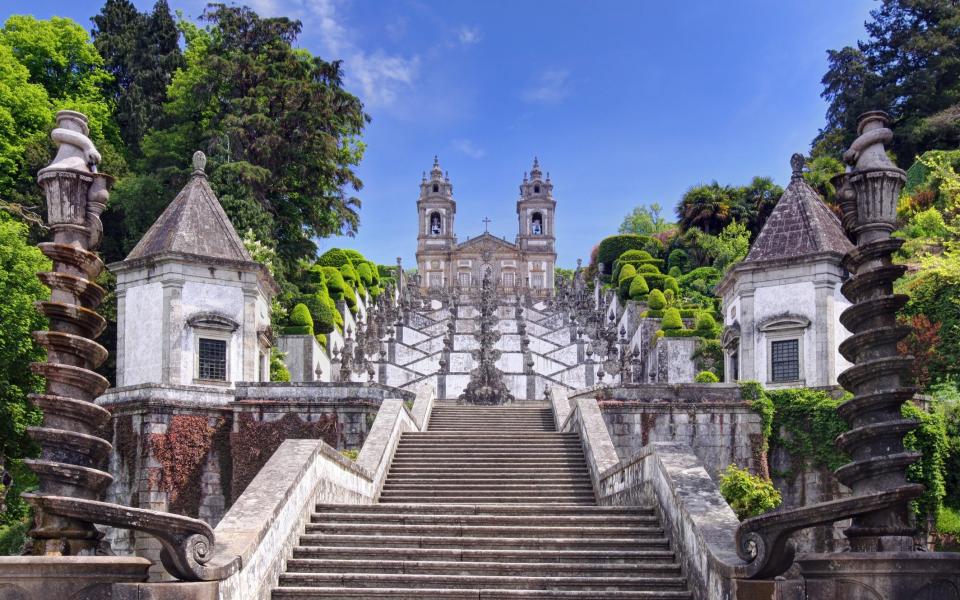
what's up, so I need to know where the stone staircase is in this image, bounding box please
[273,404,692,598]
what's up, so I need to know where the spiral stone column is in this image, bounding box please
[834,111,922,552]
[27,110,115,555]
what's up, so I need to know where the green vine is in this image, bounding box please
[766,387,850,477]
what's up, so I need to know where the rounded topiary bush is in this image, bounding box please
[323,267,348,298]
[285,303,314,335]
[340,262,360,286]
[648,289,667,310]
[618,263,637,283]
[342,249,366,264]
[357,262,375,287]
[317,248,352,268]
[637,263,661,274]
[664,276,680,295]
[661,307,683,330]
[629,275,649,300]
[695,370,720,383]
[312,294,338,334]
[619,249,653,262]
[668,266,682,278]
[695,312,718,335]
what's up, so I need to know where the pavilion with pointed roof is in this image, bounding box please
[110,151,278,388]
[717,154,854,388]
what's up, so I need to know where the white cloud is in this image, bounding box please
[521,69,571,105]
[458,26,481,45]
[452,139,485,159]
[303,0,419,108]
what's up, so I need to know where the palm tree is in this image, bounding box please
[677,181,733,235]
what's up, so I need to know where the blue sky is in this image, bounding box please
[5,0,875,268]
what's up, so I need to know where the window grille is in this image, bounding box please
[771,339,799,382]
[458,272,472,286]
[198,338,227,381]
[502,272,515,287]
[531,273,545,288]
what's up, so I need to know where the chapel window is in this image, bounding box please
[730,349,739,382]
[531,272,545,288]
[458,272,472,287]
[534,185,541,194]
[531,212,543,235]
[430,212,442,235]
[198,338,227,381]
[502,272,515,288]
[770,339,799,382]
[433,183,439,193]
[429,272,443,288]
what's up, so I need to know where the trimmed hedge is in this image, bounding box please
[598,234,664,274]
[648,289,667,310]
[317,248,352,268]
[695,370,720,383]
[357,262,375,286]
[629,275,649,299]
[661,307,683,330]
[618,263,637,283]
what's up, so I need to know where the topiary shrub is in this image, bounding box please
[357,262,375,287]
[284,303,314,335]
[618,263,637,283]
[323,267,348,299]
[664,276,680,295]
[667,248,690,272]
[629,275,649,300]
[317,248,352,268]
[668,266,682,278]
[598,234,664,275]
[719,464,782,520]
[661,307,683,330]
[648,289,667,310]
[315,333,327,349]
[342,249,366,264]
[695,312,718,336]
[340,262,360,287]
[695,370,719,383]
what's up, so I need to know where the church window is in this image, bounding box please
[429,272,443,288]
[433,183,439,193]
[534,185,540,194]
[430,212,442,235]
[458,272,472,287]
[502,272,515,287]
[531,272,545,288]
[198,338,227,381]
[531,212,543,235]
[770,339,799,382]
[730,349,739,382]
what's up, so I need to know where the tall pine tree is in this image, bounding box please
[91,0,182,159]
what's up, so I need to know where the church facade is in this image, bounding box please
[415,157,557,297]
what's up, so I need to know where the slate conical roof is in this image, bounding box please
[125,152,253,263]
[743,155,853,264]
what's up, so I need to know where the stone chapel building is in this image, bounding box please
[717,159,854,388]
[415,156,557,297]
[110,152,278,388]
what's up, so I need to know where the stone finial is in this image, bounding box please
[843,110,898,171]
[790,153,805,181]
[40,110,100,174]
[430,155,443,179]
[192,151,207,176]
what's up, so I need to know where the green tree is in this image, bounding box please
[730,176,783,239]
[0,213,48,524]
[692,221,751,272]
[677,182,733,235]
[91,0,183,158]
[0,15,124,217]
[618,203,674,236]
[119,4,369,292]
[817,1,960,161]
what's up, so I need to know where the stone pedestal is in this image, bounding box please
[0,556,150,599]
[798,552,960,600]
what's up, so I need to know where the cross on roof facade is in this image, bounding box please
[482,217,491,232]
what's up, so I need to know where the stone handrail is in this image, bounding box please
[546,386,572,430]
[356,398,420,499]
[561,396,749,600]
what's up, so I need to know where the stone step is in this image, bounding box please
[309,512,657,526]
[381,483,594,492]
[296,533,669,551]
[282,558,678,577]
[313,504,649,515]
[274,586,692,599]
[403,433,577,439]
[383,477,593,485]
[291,545,675,564]
[378,489,596,498]
[390,452,586,460]
[304,523,661,538]
[378,496,596,504]
[276,573,689,591]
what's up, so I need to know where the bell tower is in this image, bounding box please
[517,157,556,293]
[416,156,456,290]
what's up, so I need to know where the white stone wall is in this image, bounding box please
[753,281,816,386]
[180,280,246,383]
[122,282,163,386]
